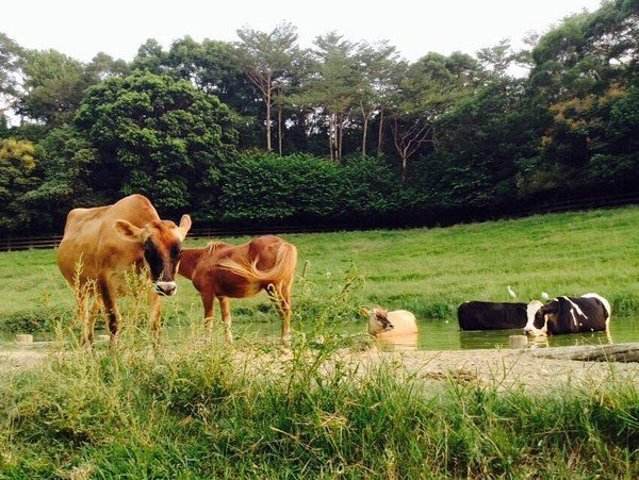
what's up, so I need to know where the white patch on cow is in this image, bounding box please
[523,300,544,336]
[569,308,578,327]
[561,296,588,320]
[581,293,612,328]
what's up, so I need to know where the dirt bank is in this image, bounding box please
[2,343,638,391]
[0,349,48,373]
[348,347,639,391]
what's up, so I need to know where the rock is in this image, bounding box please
[15,334,33,345]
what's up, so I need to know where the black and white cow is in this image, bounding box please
[523,293,611,336]
[458,300,544,331]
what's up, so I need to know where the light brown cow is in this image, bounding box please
[179,235,297,344]
[57,194,191,344]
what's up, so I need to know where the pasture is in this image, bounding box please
[2,205,639,347]
[2,207,639,478]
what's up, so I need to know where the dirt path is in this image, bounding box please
[0,349,48,373]
[2,343,638,391]
[348,347,639,391]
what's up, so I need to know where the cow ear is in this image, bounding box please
[360,307,370,317]
[114,220,145,242]
[177,214,192,241]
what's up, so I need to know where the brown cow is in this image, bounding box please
[179,235,297,344]
[57,194,191,344]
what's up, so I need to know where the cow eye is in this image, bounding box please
[171,246,182,259]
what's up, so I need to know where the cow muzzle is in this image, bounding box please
[523,327,545,337]
[155,281,177,296]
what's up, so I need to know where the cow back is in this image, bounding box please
[57,195,160,284]
[458,301,528,330]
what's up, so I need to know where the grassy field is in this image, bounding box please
[2,207,639,478]
[2,205,639,335]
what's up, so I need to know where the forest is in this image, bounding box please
[0,0,638,234]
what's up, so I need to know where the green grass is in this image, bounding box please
[2,205,639,334]
[1,333,638,478]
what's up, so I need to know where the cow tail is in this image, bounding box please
[217,242,297,284]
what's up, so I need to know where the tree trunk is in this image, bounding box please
[361,104,369,158]
[328,119,334,162]
[329,113,335,162]
[265,75,272,152]
[362,110,369,159]
[278,102,283,156]
[400,154,407,183]
[337,114,343,164]
[377,108,385,155]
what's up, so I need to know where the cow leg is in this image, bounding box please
[149,290,162,345]
[276,281,293,344]
[99,279,119,345]
[220,297,233,344]
[82,295,102,347]
[201,289,215,334]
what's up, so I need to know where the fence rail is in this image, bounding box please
[3,193,639,252]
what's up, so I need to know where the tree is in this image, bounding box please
[525,1,639,196]
[236,22,299,152]
[86,52,129,81]
[17,49,91,126]
[390,52,481,181]
[131,38,168,74]
[23,126,99,231]
[431,79,546,208]
[298,33,359,163]
[75,72,238,218]
[0,138,38,231]
[354,41,400,157]
[164,37,262,147]
[476,39,518,79]
[0,33,22,116]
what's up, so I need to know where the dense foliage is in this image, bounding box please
[0,0,638,234]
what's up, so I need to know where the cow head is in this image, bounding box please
[114,214,192,296]
[524,298,560,336]
[365,307,394,335]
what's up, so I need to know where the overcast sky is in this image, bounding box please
[3,0,602,62]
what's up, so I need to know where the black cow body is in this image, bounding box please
[458,301,529,330]
[524,294,611,336]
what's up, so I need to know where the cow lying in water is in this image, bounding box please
[458,300,544,331]
[365,307,418,337]
[524,293,611,336]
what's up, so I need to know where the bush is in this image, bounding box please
[219,153,405,225]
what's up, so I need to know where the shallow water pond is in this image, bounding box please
[2,315,639,352]
[371,315,639,351]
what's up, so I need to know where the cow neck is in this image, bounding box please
[179,248,208,280]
